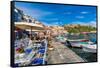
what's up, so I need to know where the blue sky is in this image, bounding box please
[15,2,97,27]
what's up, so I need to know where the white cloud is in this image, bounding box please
[81,11,88,14]
[89,21,96,27]
[76,16,84,19]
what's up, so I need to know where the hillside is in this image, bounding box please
[64,24,96,33]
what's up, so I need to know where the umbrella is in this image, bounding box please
[15,22,44,38]
[15,22,44,29]
[25,29,44,32]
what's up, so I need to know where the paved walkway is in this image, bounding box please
[47,40,85,64]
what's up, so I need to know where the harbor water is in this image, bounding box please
[68,47,97,62]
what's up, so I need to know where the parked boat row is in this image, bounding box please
[66,40,97,53]
[56,33,97,53]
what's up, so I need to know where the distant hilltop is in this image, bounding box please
[63,24,96,33]
[64,24,96,28]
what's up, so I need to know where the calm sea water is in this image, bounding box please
[69,47,97,62]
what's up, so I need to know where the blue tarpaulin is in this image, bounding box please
[31,58,43,64]
[90,38,96,43]
[39,46,45,49]
[38,49,45,54]
[25,48,32,54]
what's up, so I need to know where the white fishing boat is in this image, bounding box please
[66,39,89,48]
[82,42,97,53]
[70,43,83,48]
[56,36,67,43]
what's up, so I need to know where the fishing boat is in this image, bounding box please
[65,39,89,48]
[82,32,97,53]
[66,32,97,48]
[82,37,97,53]
[82,42,97,53]
[56,35,66,43]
